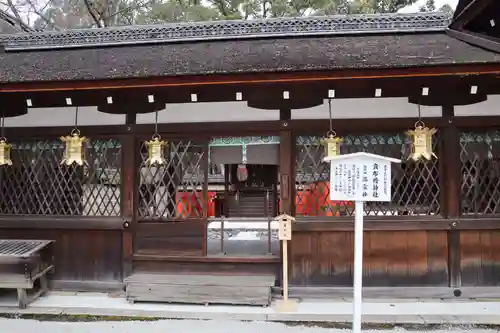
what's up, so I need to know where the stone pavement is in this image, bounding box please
[2,318,499,333]
[0,291,500,325]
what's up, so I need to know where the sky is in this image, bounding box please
[2,0,461,28]
[399,0,459,12]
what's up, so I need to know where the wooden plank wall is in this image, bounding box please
[289,105,466,288]
[290,230,448,286]
[0,229,123,282]
[461,231,500,286]
[134,221,206,256]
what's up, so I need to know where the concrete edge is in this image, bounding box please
[1,307,500,328]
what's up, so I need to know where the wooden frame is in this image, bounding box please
[1,66,500,291]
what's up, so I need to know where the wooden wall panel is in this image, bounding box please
[134,220,205,256]
[461,230,500,286]
[290,230,448,286]
[0,229,122,282]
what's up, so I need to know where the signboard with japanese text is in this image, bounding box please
[325,153,400,202]
[322,152,401,333]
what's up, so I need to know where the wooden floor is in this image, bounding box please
[124,272,275,306]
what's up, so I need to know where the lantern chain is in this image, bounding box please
[327,98,336,137]
[153,110,160,140]
[71,107,81,136]
[0,111,5,140]
[415,104,424,129]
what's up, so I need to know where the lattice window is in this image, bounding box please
[295,134,440,217]
[460,131,500,216]
[138,140,206,220]
[0,139,121,216]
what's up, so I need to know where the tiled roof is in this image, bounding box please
[1,32,500,83]
[0,12,498,84]
[0,12,451,51]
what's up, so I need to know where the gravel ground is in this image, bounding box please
[0,319,498,333]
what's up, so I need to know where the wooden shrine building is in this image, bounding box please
[0,0,500,302]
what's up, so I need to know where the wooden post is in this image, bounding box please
[279,130,293,214]
[278,114,295,309]
[275,214,298,312]
[279,111,294,215]
[282,240,289,300]
[121,127,136,279]
[202,139,209,256]
[440,105,462,289]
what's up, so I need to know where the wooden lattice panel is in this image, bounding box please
[295,134,440,217]
[460,131,500,216]
[138,140,206,220]
[0,139,121,216]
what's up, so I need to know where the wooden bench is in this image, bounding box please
[0,239,55,309]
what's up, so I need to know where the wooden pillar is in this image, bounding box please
[440,105,462,289]
[120,122,136,279]
[202,140,209,256]
[279,110,294,214]
[279,109,294,290]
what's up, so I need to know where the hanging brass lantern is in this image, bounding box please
[0,137,12,166]
[321,99,342,158]
[321,132,343,158]
[406,120,437,161]
[145,110,168,166]
[0,113,12,166]
[60,129,88,166]
[145,134,168,165]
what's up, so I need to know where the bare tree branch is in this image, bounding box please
[5,0,23,21]
[83,0,103,27]
[0,7,36,31]
[99,0,153,23]
[24,0,62,30]
[211,0,228,17]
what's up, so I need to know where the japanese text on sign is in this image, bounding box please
[329,157,392,202]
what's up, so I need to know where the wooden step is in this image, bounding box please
[124,272,275,306]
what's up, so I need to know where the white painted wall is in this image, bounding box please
[291,98,442,119]
[4,96,499,127]
[136,102,279,123]
[455,95,500,116]
[5,106,126,127]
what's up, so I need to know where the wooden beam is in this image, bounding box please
[248,95,323,110]
[453,0,473,21]
[2,118,449,140]
[2,74,497,109]
[450,0,494,30]
[447,29,500,54]
[293,218,453,231]
[125,113,136,125]
[285,286,500,299]
[408,92,487,106]
[99,102,165,115]
[132,254,279,263]
[280,108,291,121]
[292,218,500,231]
[0,216,125,230]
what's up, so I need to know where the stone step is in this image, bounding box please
[125,273,274,306]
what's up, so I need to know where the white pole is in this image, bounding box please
[353,200,364,333]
